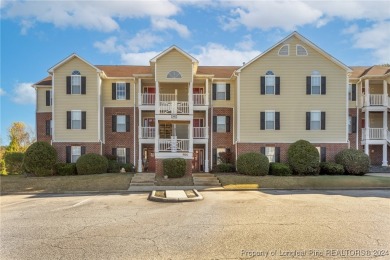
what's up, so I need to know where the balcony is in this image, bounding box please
[159,101,189,115]
[362,128,385,140]
[158,138,190,152]
[139,93,209,107]
[361,94,390,108]
[193,94,207,106]
[140,127,155,139]
[193,127,208,138]
[139,93,155,105]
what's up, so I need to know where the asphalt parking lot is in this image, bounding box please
[1,190,389,259]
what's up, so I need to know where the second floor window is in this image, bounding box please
[67,110,86,130]
[71,71,81,94]
[348,84,356,101]
[213,116,230,133]
[306,111,326,130]
[307,71,326,95]
[71,111,81,129]
[66,71,86,95]
[260,111,280,130]
[212,83,230,100]
[116,83,126,100]
[46,90,52,106]
[265,111,275,130]
[116,115,126,132]
[265,71,275,94]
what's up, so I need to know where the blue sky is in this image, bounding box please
[1,0,389,145]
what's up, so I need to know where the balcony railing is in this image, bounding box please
[158,138,189,152]
[193,94,206,105]
[362,128,385,140]
[159,101,189,114]
[362,94,389,107]
[193,127,208,138]
[140,127,155,139]
[139,93,156,105]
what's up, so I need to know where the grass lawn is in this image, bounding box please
[216,173,390,189]
[0,173,133,193]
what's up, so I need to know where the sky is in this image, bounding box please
[1,0,390,145]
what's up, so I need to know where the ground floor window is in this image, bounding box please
[71,146,81,163]
[117,148,126,164]
[217,148,226,164]
[265,147,275,162]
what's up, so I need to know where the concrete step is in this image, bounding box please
[193,180,221,184]
[130,182,156,186]
[131,179,156,183]
[193,177,218,181]
[192,173,216,177]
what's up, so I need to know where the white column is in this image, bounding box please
[189,121,193,153]
[384,80,388,107]
[189,81,193,114]
[204,141,209,172]
[155,81,159,114]
[365,108,369,141]
[205,78,209,106]
[137,142,142,172]
[382,144,388,166]
[138,78,142,105]
[364,144,369,155]
[365,79,370,106]
[155,119,159,153]
[205,108,209,138]
[383,109,388,133]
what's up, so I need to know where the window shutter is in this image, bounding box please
[81,146,86,155]
[226,84,230,100]
[46,90,51,106]
[81,76,86,94]
[112,115,117,132]
[126,83,130,100]
[66,76,71,94]
[260,112,265,130]
[275,147,281,163]
[320,147,326,162]
[226,116,230,132]
[82,111,86,129]
[306,112,311,130]
[321,112,326,130]
[112,148,117,156]
[66,146,71,163]
[260,147,265,155]
[126,148,130,164]
[260,76,265,95]
[213,116,217,132]
[352,116,357,133]
[67,111,71,129]
[352,84,356,101]
[275,77,280,95]
[275,112,280,130]
[321,76,326,95]
[212,148,217,165]
[306,76,311,95]
[212,84,216,100]
[112,83,116,100]
[46,120,51,136]
[126,115,130,132]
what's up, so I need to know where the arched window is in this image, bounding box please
[278,44,289,56]
[71,70,81,94]
[296,45,308,56]
[311,71,321,95]
[265,71,275,94]
[72,70,81,75]
[167,71,182,78]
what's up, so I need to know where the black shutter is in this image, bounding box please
[260,147,265,155]
[306,76,311,95]
[126,83,130,100]
[213,116,217,132]
[81,76,86,94]
[352,116,357,133]
[81,111,86,129]
[275,112,280,130]
[260,76,265,95]
[46,90,51,106]
[81,146,86,155]
[275,77,280,95]
[112,148,117,156]
[226,84,230,100]
[67,111,71,129]
[212,84,216,100]
[66,146,71,163]
[352,84,356,101]
[260,112,265,130]
[126,115,130,132]
[275,147,281,163]
[321,76,326,95]
[306,112,311,130]
[126,148,130,164]
[320,147,326,162]
[46,120,51,136]
[212,148,217,165]
[321,112,326,130]
[112,115,117,132]
[66,76,71,94]
[226,116,230,132]
[112,83,116,100]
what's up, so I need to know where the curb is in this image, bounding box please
[148,189,204,202]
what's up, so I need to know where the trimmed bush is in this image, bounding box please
[54,163,77,176]
[269,163,292,176]
[23,142,57,176]
[237,152,269,176]
[214,163,235,173]
[320,162,345,175]
[4,152,24,174]
[120,163,135,172]
[335,149,370,176]
[287,140,320,175]
[105,154,117,161]
[108,160,121,173]
[76,153,108,175]
[163,158,186,178]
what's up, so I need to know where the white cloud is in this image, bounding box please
[126,31,164,52]
[12,83,35,105]
[151,17,191,38]
[94,37,123,54]
[121,51,160,65]
[235,34,255,51]
[0,88,5,96]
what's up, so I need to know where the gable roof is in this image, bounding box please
[237,31,351,73]
[96,65,151,77]
[350,66,390,79]
[33,76,52,86]
[48,53,102,73]
[150,45,198,63]
[196,66,240,78]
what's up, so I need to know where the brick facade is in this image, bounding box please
[53,142,101,162]
[155,158,192,177]
[36,112,52,143]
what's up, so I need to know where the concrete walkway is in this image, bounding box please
[366,173,390,177]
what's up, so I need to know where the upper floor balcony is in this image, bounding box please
[139,126,208,139]
[139,93,208,107]
[361,128,390,144]
[361,94,390,108]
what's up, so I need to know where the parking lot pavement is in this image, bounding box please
[1,190,389,259]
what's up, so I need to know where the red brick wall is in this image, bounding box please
[53,142,101,162]
[36,112,52,143]
[155,158,192,177]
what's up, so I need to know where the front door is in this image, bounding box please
[143,147,156,172]
[192,149,204,172]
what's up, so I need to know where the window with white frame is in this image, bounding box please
[116,82,126,100]
[310,111,321,130]
[316,147,321,162]
[116,148,126,164]
[71,111,81,129]
[50,120,53,136]
[116,115,126,132]
[278,44,289,56]
[265,111,275,130]
[217,116,226,132]
[216,83,226,100]
[265,71,275,94]
[167,71,182,78]
[71,71,81,94]
[348,116,352,134]
[71,146,81,163]
[265,147,275,163]
[311,71,321,95]
[217,148,226,164]
[296,45,308,56]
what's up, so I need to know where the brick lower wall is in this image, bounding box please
[53,142,101,162]
[36,112,52,143]
[155,158,192,177]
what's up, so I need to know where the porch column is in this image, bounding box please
[205,78,209,106]
[189,121,193,153]
[189,81,193,114]
[364,144,369,155]
[382,144,388,166]
[365,108,369,141]
[204,141,209,172]
[383,109,388,139]
[155,81,160,114]
[137,142,142,172]
[138,78,142,106]
[205,108,209,138]
[155,120,159,153]
[384,80,388,107]
[365,79,370,106]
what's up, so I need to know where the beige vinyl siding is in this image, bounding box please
[349,79,358,108]
[239,35,347,143]
[159,83,188,101]
[212,80,236,108]
[53,57,99,142]
[36,87,52,112]
[102,79,135,107]
[156,49,192,82]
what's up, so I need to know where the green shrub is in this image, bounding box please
[320,162,345,175]
[335,149,370,176]
[76,153,108,175]
[54,163,77,176]
[105,154,117,161]
[237,152,269,176]
[269,163,292,176]
[163,158,186,178]
[23,142,57,176]
[120,163,135,172]
[287,140,320,175]
[4,152,24,174]
[108,160,121,173]
[0,158,6,175]
[214,163,235,173]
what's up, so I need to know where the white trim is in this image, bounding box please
[278,44,290,56]
[264,110,276,130]
[115,82,126,100]
[150,45,198,63]
[296,44,308,56]
[236,73,241,142]
[71,110,82,130]
[52,74,55,142]
[48,53,101,73]
[97,74,101,143]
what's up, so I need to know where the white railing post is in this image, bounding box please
[205,78,209,106]
[365,79,370,106]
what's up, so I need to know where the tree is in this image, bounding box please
[6,122,35,153]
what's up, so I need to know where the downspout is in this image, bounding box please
[133,79,136,166]
[210,78,213,170]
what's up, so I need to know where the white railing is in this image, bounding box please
[139,93,155,105]
[362,94,388,107]
[193,127,208,138]
[158,138,189,152]
[193,94,206,105]
[362,128,385,140]
[159,101,189,114]
[160,93,176,102]
[140,127,155,139]
[387,130,390,142]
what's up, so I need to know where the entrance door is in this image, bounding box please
[143,147,156,172]
[192,149,204,172]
